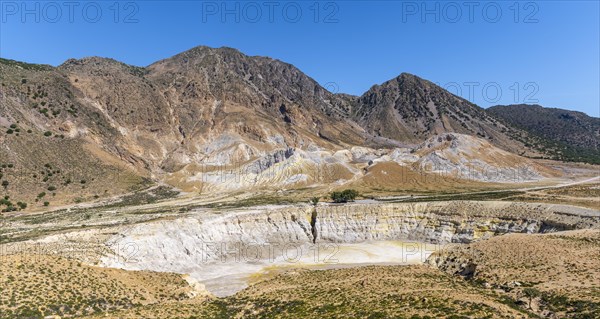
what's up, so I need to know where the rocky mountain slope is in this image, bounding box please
[350,73,535,154]
[488,104,600,163]
[57,47,365,171]
[0,47,367,208]
[0,46,593,211]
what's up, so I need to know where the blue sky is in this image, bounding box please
[1,1,598,116]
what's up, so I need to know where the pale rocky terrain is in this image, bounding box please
[1,183,599,318]
[3,227,598,318]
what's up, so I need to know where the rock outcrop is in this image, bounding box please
[100,201,600,271]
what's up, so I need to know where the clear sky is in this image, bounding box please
[1,1,598,116]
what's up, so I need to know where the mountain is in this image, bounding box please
[488,104,600,163]
[351,73,535,154]
[58,47,366,171]
[0,47,369,204]
[0,46,584,211]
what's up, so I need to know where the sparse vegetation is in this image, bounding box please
[489,104,600,164]
[522,287,541,309]
[0,254,193,318]
[0,41,598,319]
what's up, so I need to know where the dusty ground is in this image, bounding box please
[504,182,600,210]
[431,229,600,318]
[85,265,526,319]
[1,228,598,318]
[0,254,201,318]
[0,165,597,318]
[76,230,600,318]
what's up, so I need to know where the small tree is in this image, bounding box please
[1,180,8,189]
[310,197,320,206]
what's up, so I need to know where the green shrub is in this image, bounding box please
[330,189,359,203]
[43,131,52,137]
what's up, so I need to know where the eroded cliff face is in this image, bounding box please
[316,201,599,243]
[100,201,599,271]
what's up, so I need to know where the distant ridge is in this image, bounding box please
[488,104,600,163]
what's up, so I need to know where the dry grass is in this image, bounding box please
[505,182,600,210]
[0,133,149,212]
[86,265,528,319]
[2,219,599,318]
[0,254,198,318]
[433,229,600,318]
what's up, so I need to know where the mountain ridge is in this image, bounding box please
[0,45,595,211]
[488,104,600,163]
